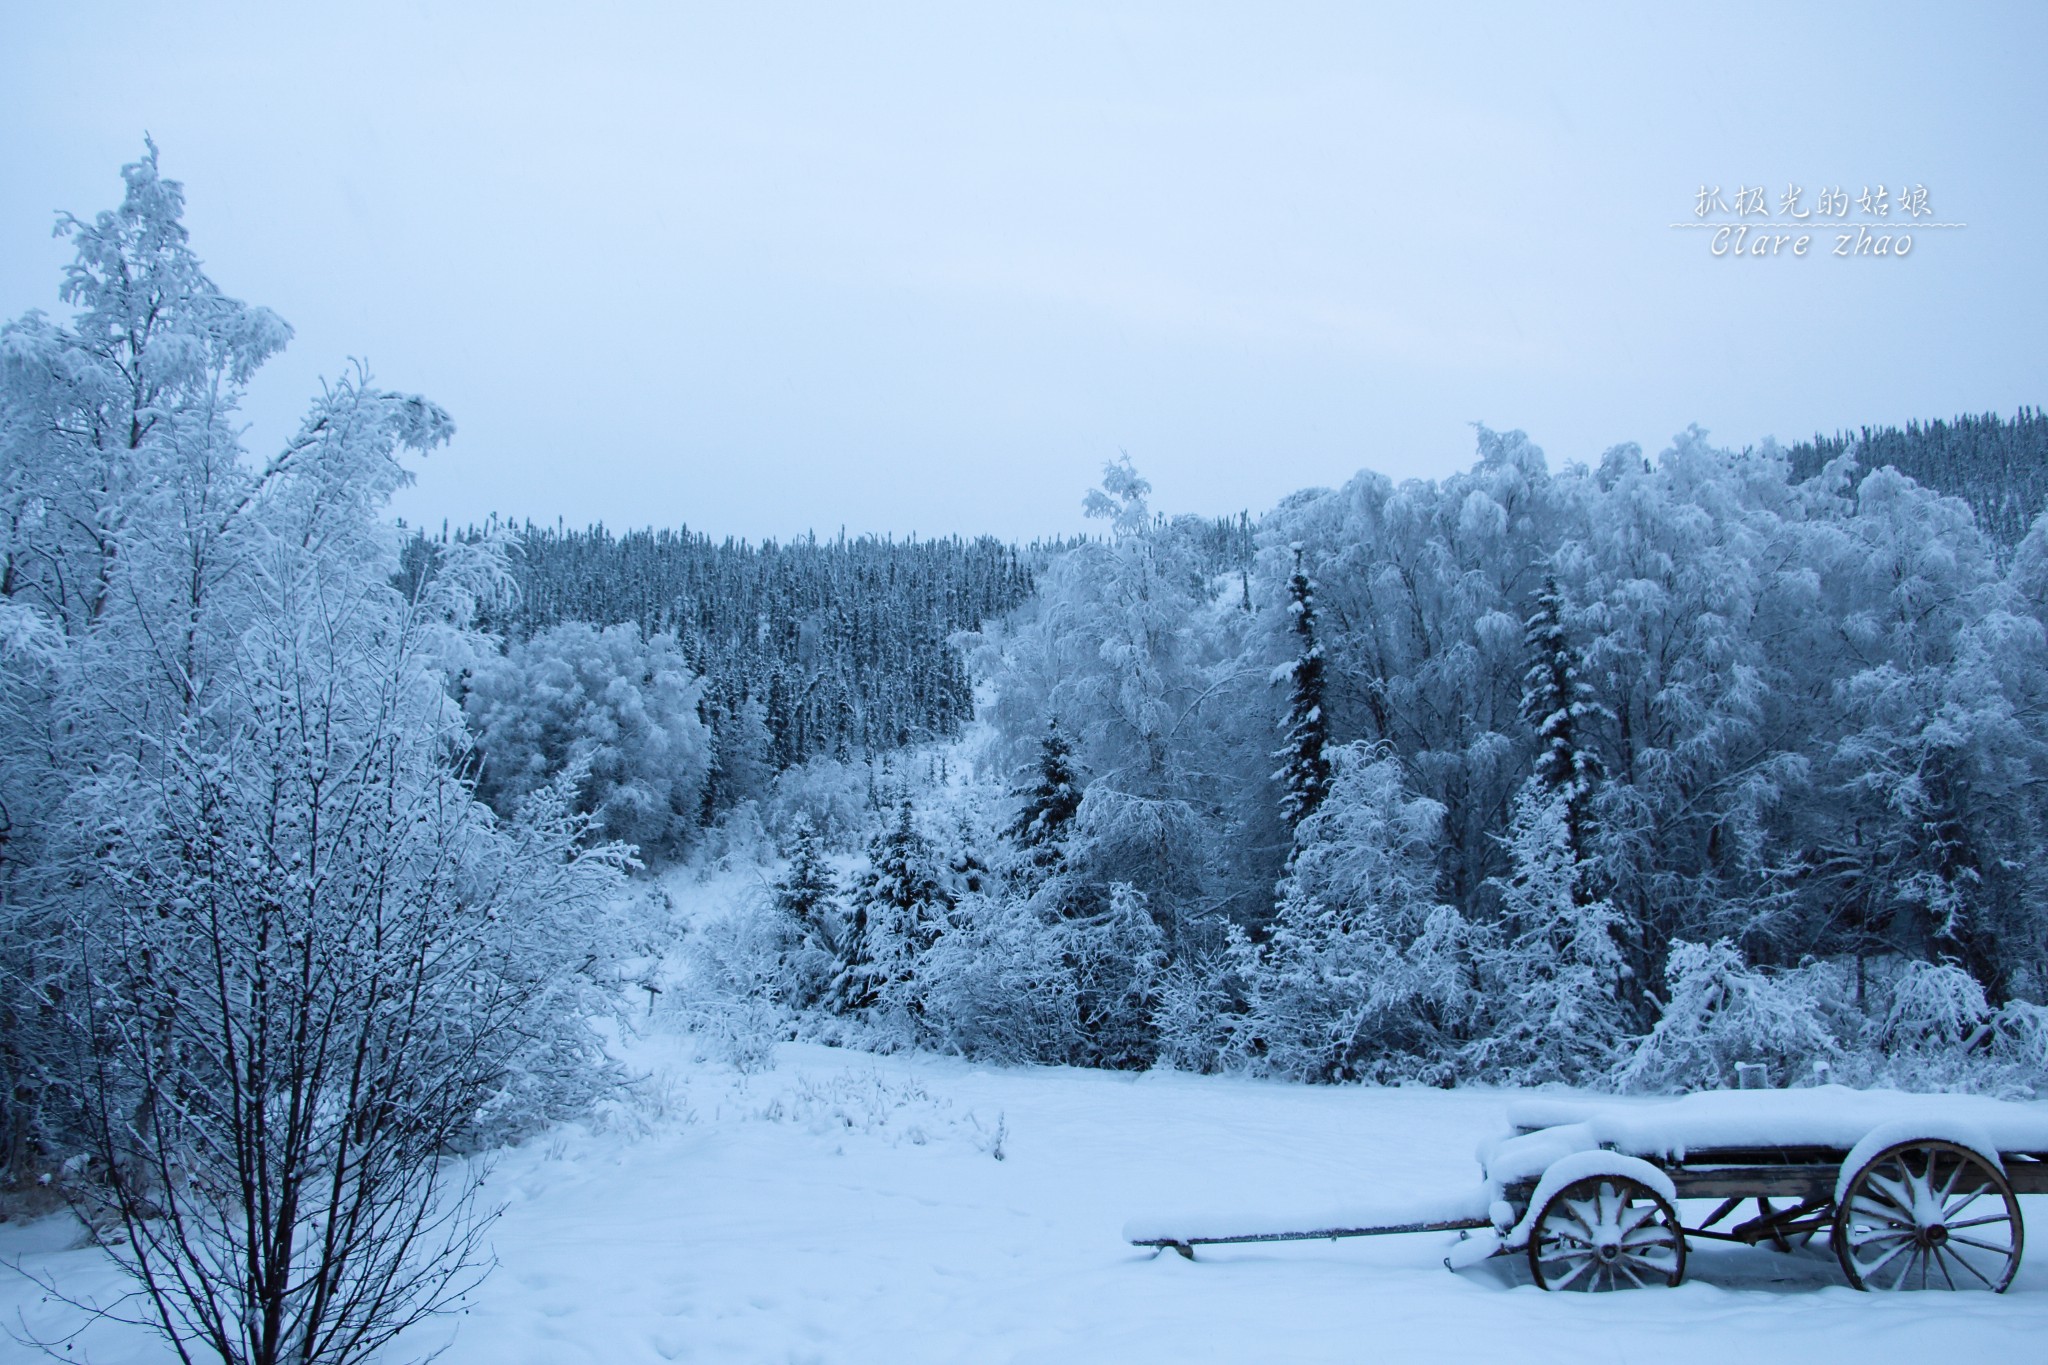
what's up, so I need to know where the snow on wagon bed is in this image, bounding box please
[1131,1086,2048,1295]
[1479,1086,2048,1183]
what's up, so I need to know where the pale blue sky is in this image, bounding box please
[3,2,2043,539]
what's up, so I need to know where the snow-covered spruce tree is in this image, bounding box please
[770,814,843,1006]
[1056,881,1167,1070]
[834,799,953,1018]
[1518,573,1604,849]
[0,146,626,1365]
[1273,545,1332,835]
[1467,786,1631,1083]
[1464,571,1635,1083]
[1006,718,1083,882]
[775,815,842,939]
[703,693,776,819]
[1233,746,1469,1082]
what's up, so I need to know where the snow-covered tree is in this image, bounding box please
[705,693,776,817]
[776,815,842,937]
[769,815,843,1007]
[0,146,627,1365]
[1007,718,1083,878]
[1468,785,1632,1083]
[1519,572,1603,847]
[1058,881,1167,1070]
[1613,940,1841,1092]
[835,799,953,1016]
[465,620,712,862]
[1235,747,1468,1082]
[914,891,1078,1064]
[1274,546,1332,835]
[966,457,1248,928]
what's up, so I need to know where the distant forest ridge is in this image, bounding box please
[396,514,1258,780]
[1783,407,2048,544]
[412,408,2037,778]
[461,524,1038,774]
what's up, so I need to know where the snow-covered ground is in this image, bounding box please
[6,1032,2048,1364]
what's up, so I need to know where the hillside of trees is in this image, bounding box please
[412,523,1035,789]
[1786,408,2048,544]
[693,434,2048,1097]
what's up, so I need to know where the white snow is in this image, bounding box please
[1481,1087,2048,1187]
[5,1042,2048,1363]
[1835,1119,2007,1206]
[1504,1151,1679,1249]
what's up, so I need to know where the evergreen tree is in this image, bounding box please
[1059,882,1166,1070]
[1466,571,1635,1079]
[1470,786,1631,1082]
[705,694,776,818]
[945,810,992,899]
[774,816,841,941]
[1519,572,1603,856]
[1235,747,1467,1081]
[1008,719,1083,878]
[771,815,844,1008]
[835,800,953,1014]
[1274,546,1332,834]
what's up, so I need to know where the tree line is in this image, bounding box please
[702,432,2048,1096]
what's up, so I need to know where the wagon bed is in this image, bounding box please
[1127,1086,2048,1292]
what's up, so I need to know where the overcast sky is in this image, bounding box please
[4,2,2043,541]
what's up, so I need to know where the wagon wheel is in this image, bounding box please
[1528,1175,1687,1291]
[1834,1139,2024,1292]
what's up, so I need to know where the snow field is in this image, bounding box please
[5,1035,2048,1363]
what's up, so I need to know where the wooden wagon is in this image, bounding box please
[1125,1088,2048,1292]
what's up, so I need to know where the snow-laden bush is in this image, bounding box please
[763,754,877,850]
[1465,786,1632,1086]
[466,621,712,862]
[1991,999,2048,1069]
[1612,941,1842,1092]
[1832,959,2048,1097]
[698,798,774,872]
[1874,959,1992,1053]
[1233,748,1471,1082]
[1149,953,1241,1074]
[670,898,799,1071]
[915,893,1081,1064]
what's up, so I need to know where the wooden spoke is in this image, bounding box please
[1529,1176,1687,1291]
[1834,1140,2024,1292]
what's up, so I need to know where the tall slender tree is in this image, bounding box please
[1275,546,1333,835]
[1519,572,1604,858]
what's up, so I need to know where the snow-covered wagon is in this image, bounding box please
[1126,1088,2048,1292]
